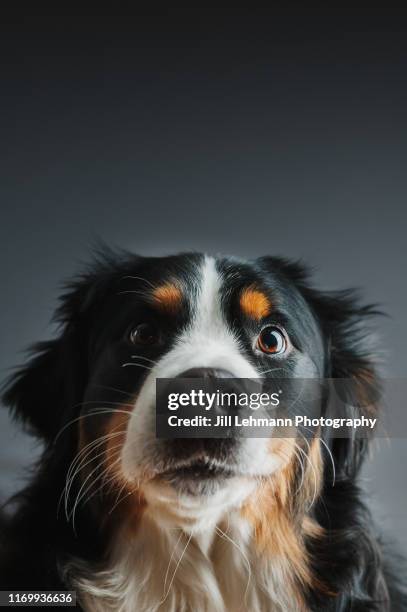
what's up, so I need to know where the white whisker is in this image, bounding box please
[70,451,123,529]
[131,355,158,365]
[216,526,252,603]
[90,384,134,398]
[159,531,194,605]
[120,275,156,289]
[297,436,318,509]
[162,531,183,597]
[54,407,133,443]
[121,362,153,370]
[301,424,336,487]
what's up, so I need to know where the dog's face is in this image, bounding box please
[79,254,324,509]
[3,250,378,528]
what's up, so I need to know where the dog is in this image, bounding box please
[0,248,405,611]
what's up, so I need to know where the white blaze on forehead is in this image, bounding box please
[121,256,265,486]
[155,256,258,378]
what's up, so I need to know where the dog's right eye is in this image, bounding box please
[129,323,159,346]
[257,326,287,355]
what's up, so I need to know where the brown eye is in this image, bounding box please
[257,326,286,355]
[129,323,159,346]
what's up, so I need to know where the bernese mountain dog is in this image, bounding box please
[0,249,405,611]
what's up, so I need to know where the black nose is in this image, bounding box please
[176,367,235,380]
[175,367,246,414]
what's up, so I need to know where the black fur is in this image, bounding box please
[1,249,405,610]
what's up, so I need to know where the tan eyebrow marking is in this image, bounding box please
[151,283,183,314]
[240,285,271,320]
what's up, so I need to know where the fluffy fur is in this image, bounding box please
[0,248,405,611]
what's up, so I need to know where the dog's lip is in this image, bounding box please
[156,458,236,480]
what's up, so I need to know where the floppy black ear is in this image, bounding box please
[258,257,382,477]
[1,247,126,441]
[1,269,97,440]
[2,330,84,440]
[309,289,382,476]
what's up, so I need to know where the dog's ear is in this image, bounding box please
[1,249,123,441]
[258,257,382,477]
[309,289,382,476]
[2,332,83,441]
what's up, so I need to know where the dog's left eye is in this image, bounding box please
[129,323,159,346]
[257,326,286,355]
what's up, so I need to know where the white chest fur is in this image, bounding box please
[69,511,304,612]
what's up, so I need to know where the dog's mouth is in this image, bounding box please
[154,459,236,495]
[148,440,242,494]
[152,439,238,483]
[159,458,235,480]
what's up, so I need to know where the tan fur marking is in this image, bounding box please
[351,367,379,416]
[240,285,271,320]
[151,283,183,314]
[241,437,329,606]
[104,408,147,529]
[78,405,146,533]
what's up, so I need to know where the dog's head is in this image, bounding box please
[3,250,380,529]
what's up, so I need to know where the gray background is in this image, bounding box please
[1,13,406,550]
